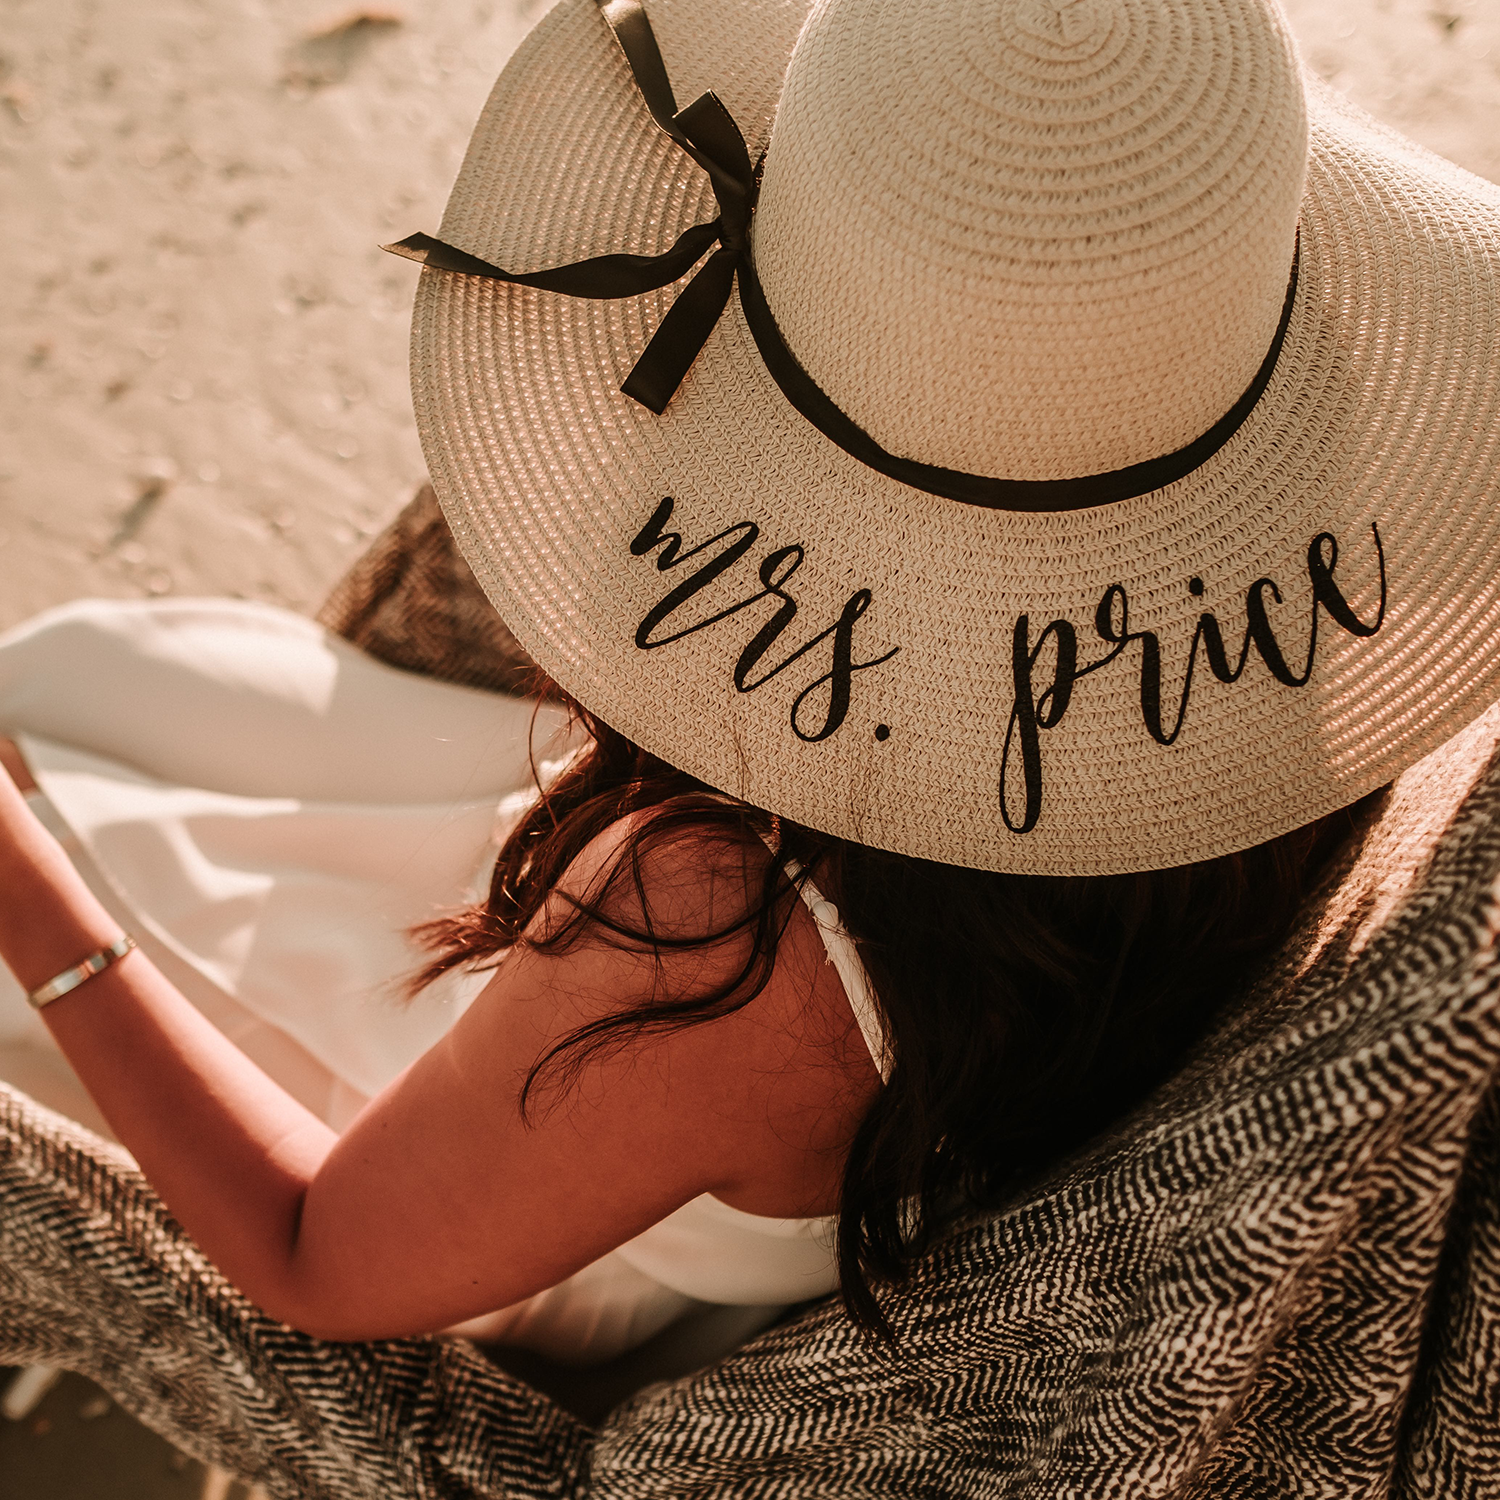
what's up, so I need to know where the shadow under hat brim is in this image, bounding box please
[407,0,1500,876]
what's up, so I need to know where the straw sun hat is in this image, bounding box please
[389,0,1500,876]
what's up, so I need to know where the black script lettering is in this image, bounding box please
[629,497,899,744]
[631,497,762,646]
[1001,615,1079,834]
[1084,583,1251,748]
[1308,528,1386,638]
[1091,583,1182,745]
[789,590,887,743]
[999,522,1388,835]
[1244,576,1310,687]
[734,546,808,691]
[1194,604,1248,685]
[1241,528,1388,690]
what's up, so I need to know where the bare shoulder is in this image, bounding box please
[297,808,885,1330]
[542,803,778,942]
[495,806,884,1217]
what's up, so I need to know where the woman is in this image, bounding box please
[3,0,1500,1397]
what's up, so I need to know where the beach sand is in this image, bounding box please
[0,0,545,633]
[2,0,1498,637]
[1,0,1497,1493]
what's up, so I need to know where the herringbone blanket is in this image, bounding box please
[3,501,1499,1494]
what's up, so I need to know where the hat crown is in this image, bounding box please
[752,0,1309,482]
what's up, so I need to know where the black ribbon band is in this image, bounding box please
[386,0,1300,512]
[737,238,1301,512]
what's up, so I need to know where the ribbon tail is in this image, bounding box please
[596,0,679,128]
[620,246,739,414]
[595,0,755,217]
[383,232,512,278]
[381,223,722,299]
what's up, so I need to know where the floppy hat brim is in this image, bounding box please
[407,0,1500,876]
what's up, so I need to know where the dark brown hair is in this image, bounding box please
[414,695,1370,1338]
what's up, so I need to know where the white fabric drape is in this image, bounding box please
[0,599,837,1366]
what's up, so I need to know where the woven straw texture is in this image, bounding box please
[753,0,1307,477]
[4,688,1500,1496]
[407,0,1500,875]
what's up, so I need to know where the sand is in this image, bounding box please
[2,0,1498,636]
[0,0,544,630]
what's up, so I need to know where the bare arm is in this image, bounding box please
[0,742,338,1318]
[0,740,877,1340]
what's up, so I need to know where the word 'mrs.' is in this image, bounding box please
[628,497,899,742]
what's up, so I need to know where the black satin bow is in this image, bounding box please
[384,0,754,416]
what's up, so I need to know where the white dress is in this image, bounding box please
[0,598,885,1368]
